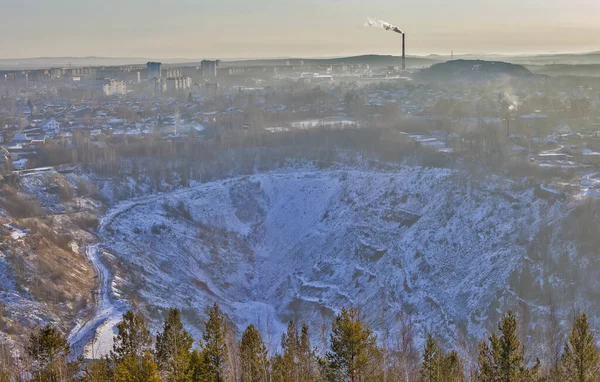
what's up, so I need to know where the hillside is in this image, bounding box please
[419,60,534,81]
[3,164,599,361]
[67,166,591,359]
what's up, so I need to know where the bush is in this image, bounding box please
[0,186,45,218]
[74,215,100,232]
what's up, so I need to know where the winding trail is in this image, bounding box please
[67,244,128,358]
[66,184,218,358]
[67,203,143,358]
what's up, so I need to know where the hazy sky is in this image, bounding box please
[1,0,600,59]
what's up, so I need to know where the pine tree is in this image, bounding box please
[326,307,381,382]
[114,351,161,382]
[561,314,599,382]
[492,311,526,382]
[189,349,218,382]
[239,324,269,382]
[299,323,318,382]
[111,310,153,363]
[421,333,440,382]
[441,351,464,382]
[477,311,528,382]
[155,308,194,381]
[25,324,76,382]
[476,341,495,382]
[81,356,114,382]
[202,303,229,382]
[274,321,300,382]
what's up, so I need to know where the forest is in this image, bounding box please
[0,304,597,382]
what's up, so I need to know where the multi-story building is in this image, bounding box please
[166,77,192,92]
[200,60,220,79]
[102,78,127,96]
[147,62,162,80]
[163,68,182,79]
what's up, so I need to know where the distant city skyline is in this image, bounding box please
[1,0,600,59]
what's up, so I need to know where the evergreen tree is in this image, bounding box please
[272,321,317,382]
[155,308,194,381]
[114,351,161,382]
[202,303,229,382]
[299,323,318,382]
[421,333,440,382]
[477,311,529,382]
[111,310,153,363]
[326,307,381,382]
[492,311,526,382]
[273,321,300,382]
[561,314,599,382]
[25,324,76,382]
[477,339,495,382]
[80,356,114,382]
[239,324,269,382]
[189,349,212,382]
[441,351,464,382]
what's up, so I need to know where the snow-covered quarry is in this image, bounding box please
[73,165,598,358]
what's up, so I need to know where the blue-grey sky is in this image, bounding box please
[1,0,599,59]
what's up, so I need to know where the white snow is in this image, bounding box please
[77,166,569,353]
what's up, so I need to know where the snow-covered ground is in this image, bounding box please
[72,165,586,357]
[68,245,129,358]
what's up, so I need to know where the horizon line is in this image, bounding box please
[1,49,600,63]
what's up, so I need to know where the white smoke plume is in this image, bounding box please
[365,18,403,34]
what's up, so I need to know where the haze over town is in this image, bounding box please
[4,1,600,381]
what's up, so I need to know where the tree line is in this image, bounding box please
[0,304,598,382]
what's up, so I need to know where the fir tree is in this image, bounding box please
[326,307,381,382]
[111,310,153,363]
[421,333,440,382]
[299,323,318,382]
[155,308,194,381]
[477,311,528,382]
[81,356,114,382]
[441,351,464,382]
[476,341,495,382]
[114,351,161,382]
[561,314,599,382]
[25,324,76,382]
[274,321,300,382]
[492,311,526,382]
[189,349,212,382]
[239,324,269,382]
[202,303,229,382]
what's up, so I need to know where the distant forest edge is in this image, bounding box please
[0,304,597,382]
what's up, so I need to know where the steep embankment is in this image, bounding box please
[0,170,102,350]
[81,166,586,357]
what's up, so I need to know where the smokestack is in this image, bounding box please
[402,33,406,71]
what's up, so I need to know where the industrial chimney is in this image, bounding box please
[402,33,406,71]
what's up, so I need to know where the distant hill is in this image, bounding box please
[419,60,533,81]
[529,64,600,77]
[0,55,439,71]
[425,52,600,66]
[0,57,201,70]
[224,55,440,69]
[4,51,600,71]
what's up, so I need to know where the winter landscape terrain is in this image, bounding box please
[3,163,583,361]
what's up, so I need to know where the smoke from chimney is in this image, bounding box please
[365,18,403,35]
[365,18,406,70]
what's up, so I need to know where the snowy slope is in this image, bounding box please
[87,166,581,357]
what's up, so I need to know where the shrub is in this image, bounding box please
[0,186,45,218]
[74,215,100,232]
